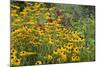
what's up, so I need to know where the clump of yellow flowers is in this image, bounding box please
[11,1,95,66]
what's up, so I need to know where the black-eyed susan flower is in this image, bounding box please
[72,33,80,39]
[13,58,21,65]
[48,37,54,44]
[11,55,16,60]
[59,53,67,61]
[60,47,67,52]
[53,50,58,55]
[11,48,17,55]
[66,43,73,49]
[73,47,80,54]
[10,52,16,56]
[57,47,66,54]
[47,19,53,23]
[75,56,80,61]
[47,54,53,60]
[71,56,76,62]
[71,55,80,62]
[10,54,17,65]
[38,31,44,35]
[35,61,42,65]
[20,11,27,16]
[57,48,61,53]
[20,51,27,56]
[56,27,62,32]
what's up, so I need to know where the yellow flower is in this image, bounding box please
[55,23,61,27]
[12,28,21,34]
[73,47,80,54]
[57,48,61,53]
[75,56,80,61]
[63,28,68,33]
[72,31,80,35]
[37,26,43,32]
[60,47,67,52]
[48,40,53,44]
[20,51,27,56]
[13,58,21,65]
[80,38,85,42]
[71,38,81,42]
[11,55,17,60]
[57,47,67,54]
[53,50,58,55]
[11,48,17,54]
[38,31,44,35]
[11,52,16,56]
[72,33,80,39]
[47,55,53,60]
[56,27,62,32]
[44,27,50,33]
[66,43,73,49]
[71,56,76,61]
[59,53,67,61]
[35,61,42,65]
[62,33,68,39]
[48,37,53,44]
[71,31,81,41]
[20,12,27,16]
[71,56,80,62]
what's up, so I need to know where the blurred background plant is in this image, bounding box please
[10,1,95,66]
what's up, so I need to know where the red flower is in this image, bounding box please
[38,24,43,30]
[48,19,53,23]
[38,24,42,27]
